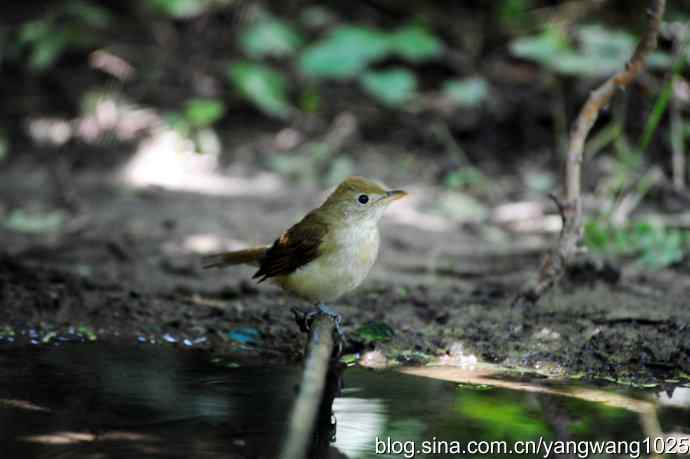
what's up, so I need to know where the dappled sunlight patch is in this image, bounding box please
[439,342,480,368]
[25,89,158,147]
[21,431,95,445]
[181,233,250,254]
[0,399,50,412]
[120,127,282,196]
[658,387,690,408]
[359,350,388,369]
[26,117,72,146]
[77,90,159,143]
[491,200,563,233]
[399,366,659,416]
[20,430,157,446]
[89,49,135,81]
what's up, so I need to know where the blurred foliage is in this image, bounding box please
[585,220,690,270]
[227,61,291,118]
[183,98,226,128]
[240,15,303,58]
[229,18,445,112]
[165,98,225,153]
[299,24,441,79]
[3,209,66,234]
[145,0,229,18]
[444,167,487,191]
[640,39,689,151]
[353,321,396,344]
[268,141,355,185]
[12,0,110,71]
[360,68,417,107]
[299,26,391,78]
[498,0,535,29]
[442,78,491,108]
[2,0,689,274]
[510,25,672,77]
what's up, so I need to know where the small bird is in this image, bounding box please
[202,176,407,319]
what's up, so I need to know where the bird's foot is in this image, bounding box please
[291,304,345,342]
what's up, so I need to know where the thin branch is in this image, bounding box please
[670,22,689,190]
[566,0,665,203]
[279,314,339,459]
[514,0,666,306]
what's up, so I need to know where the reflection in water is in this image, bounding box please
[333,397,385,457]
[0,342,688,458]
[659,387,690,408]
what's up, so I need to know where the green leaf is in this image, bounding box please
[146,0,210,18]
[228,62,290,118]
[18,20,51,46]
[575,25,635,75]
[183,98,225,127]
[240,17,303,58]
[340,353,359,365]
[4,209,65,234]
[360,68,417,107]
[499,0,535,27]
[299,26,391,79]
[584,218,690,270]
[353,321,395,344]
[77,325,97,341]
[64,0,112,27]
[29,36,68,70]
[637,227,685,270]
[389,25,443,62]
[443,77,490,108]
[510,26,570,66]
[512,24,670,77]
[584,220,610,252]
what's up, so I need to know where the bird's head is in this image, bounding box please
[320,176,407,224]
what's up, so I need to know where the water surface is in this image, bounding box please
[0,342,688,458]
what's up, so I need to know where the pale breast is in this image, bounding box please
[275,224,380,303]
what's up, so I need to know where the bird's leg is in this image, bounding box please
[315,303,344,338]
[291,304,345,341]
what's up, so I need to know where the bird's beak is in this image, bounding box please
[384,190,408,202]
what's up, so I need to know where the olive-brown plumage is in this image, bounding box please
[202,176,407,303]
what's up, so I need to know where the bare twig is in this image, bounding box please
[670,22,689,190]
[279,314,340,459]
[671,79,686,189]
[514,0,666,306]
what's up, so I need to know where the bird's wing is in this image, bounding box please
[253,211,330,282]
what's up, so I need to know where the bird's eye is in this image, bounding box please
[358,194,369,205]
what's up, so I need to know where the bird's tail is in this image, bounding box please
[201,247,268,269]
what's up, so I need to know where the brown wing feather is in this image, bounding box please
[253,211,328,282]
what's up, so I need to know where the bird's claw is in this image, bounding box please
[291,304,346,345]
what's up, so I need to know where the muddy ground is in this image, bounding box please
[1,140,689,385]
